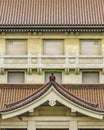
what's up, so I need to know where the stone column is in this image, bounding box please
[27,120,36,130]
[69,120,78,130]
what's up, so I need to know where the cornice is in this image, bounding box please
[0,27,104,33]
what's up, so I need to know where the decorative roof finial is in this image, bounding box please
[49,73,56,82]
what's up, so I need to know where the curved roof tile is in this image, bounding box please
[0,0,104,26]
[0,82,104,113]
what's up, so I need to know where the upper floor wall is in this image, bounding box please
[0,32,104,55]
[0,32,104,84]
[0,32,104,70]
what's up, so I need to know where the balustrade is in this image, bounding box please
[0,52,103,69]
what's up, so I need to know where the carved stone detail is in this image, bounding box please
[49,99,56,106]
[0,68,5,75]
[37,68,42,75]
[26,68,33,75]
[102,69,104,75]
[75,68,80,75]
[65,68,70,75]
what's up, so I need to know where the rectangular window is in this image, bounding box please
[8,72,24,83]
[44,40,63,55]
[81,40,99,55]
[45,72,62,83]
[7,40,26,55]
[82,72,99,84]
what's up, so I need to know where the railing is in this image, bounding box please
[0,52,104,69]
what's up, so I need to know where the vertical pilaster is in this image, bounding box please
[27,120,36,130]
[69,120,78,130]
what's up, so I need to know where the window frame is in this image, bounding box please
[6,39,27,55]
[7,70,25,84]
[80,40,101,55]
[82,71,100,84]
[43,40,64,55]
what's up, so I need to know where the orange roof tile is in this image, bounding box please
[0,84,43,110]
[0,0,104,26]
[0,82,104,112]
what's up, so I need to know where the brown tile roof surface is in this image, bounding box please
[0,0,104,26]
[63,84,104,111]
[0,83,104,112]
[0,84,43,110]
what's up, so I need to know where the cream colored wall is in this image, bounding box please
[0,75,6,83]
[63,71,82,84]
[0,32,104,84]
[28,38,42,54]
[1,114,104,129]
[26,70,44,83]
[0,69,102,84]
[102,38,104,54]
[64,38,79,55]
[0,32,104,54]
[0,38,5,53]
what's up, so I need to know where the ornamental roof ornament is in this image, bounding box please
[49,73,56,82]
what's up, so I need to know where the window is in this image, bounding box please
[81,40,99,55]
[8,72,24,83]
[44,40,63,55]
[82,72,99,84]
[7,40,26,55]
[45,72,62,83]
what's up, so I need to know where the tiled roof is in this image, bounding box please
[0,0,104,26]
[63,84,104,111]
[0,84,43,110]
[0,82,104,112]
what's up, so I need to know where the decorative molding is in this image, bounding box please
[28,109,35,116]
[70,32,74,35]
[28,32,32,35]
[1,32,6,35]
[65,68,70,75]
[29,109,34,113]
[0,68,5,75]
[37,68,42,75]
[71,109,77,117]
[75,68,80,75]
[75,32,79,35]
[49,99,56,106]
[102,69,104,75]
[26,68,33,75]
[65,32,69,35]
[71,109,76,113]
[0,28,104,33]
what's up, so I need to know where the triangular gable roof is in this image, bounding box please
[0,81,104,119]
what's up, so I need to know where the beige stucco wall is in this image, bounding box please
[1,32,104,54]
[0,106,104,129]
[26,70,44,83]
[28,38,42,55]
[0,38,5,53]
[0,32,104,84]
[63,71,82,84]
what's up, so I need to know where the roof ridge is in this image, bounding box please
[62,84,104,89]
[0,84,44,88]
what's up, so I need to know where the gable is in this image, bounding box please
[1,84,104,119]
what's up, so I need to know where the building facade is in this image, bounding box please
[0,0,104,130]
